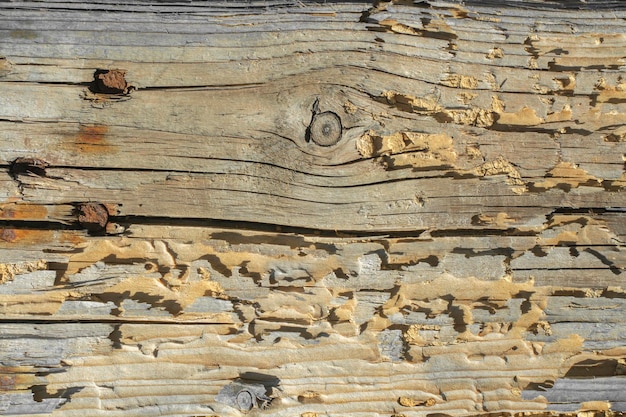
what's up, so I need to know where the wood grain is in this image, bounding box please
[0,0,625,416]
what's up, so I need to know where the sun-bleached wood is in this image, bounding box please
[0,1,625,416]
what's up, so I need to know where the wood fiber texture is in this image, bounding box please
[0,0,625,416]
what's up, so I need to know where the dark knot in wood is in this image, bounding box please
[77,203,109,232]
[308,111,342,147]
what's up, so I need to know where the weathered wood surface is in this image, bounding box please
[0,0,625,416]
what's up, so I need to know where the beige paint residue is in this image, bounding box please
[533,162,601,190]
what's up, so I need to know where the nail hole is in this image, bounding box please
[9,157,48,178]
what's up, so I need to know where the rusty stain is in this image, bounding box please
[0,229,54,245]
[0,204,48,221]
[95,69,131,94]
[78,124,107,143]
[77,203,109,233]
[0,374,15,391]
[0,229,17,242]
[72,124,116,154]
[58,231,86,246]
[102,203,121,216]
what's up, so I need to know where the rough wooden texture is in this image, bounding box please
[0,0,625,416]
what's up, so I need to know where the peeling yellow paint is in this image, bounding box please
[553,74,576,92]
[486,47,504,59]
[496,106,544,126]
[475,212,516,228]
[398,396,436,407]
[546,104,573,123]
[472,157,526,191]
[457,92,477,104]
[357,130,457,167]
[442,73,479,89]
[0,260,47,284]
[533,162,601,190]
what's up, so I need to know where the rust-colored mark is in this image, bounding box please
[94,69,131,94]
[77,203,109,233]
[74,124,116,154]
[0,374,16,391]
[78,124,107,143]
[58,231,86,246]
[0,229,53,245]
[0,203,48,221]
[9,157,48,178]
[102,203,121,216]
[0,229,17,243]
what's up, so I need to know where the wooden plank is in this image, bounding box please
[1,1,625,232]
[0,1,625,416]
[0,221,625,415]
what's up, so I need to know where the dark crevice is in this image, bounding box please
[0,317,235,325]
[565,358,624,378]
[0,220,77,231]
[209,231,338,254]
[430,228,537,237]
[114,215,432,239]
[30,384,83,403]
[583,248,623,275]
[2,206,622,240]
[140,83,264,91]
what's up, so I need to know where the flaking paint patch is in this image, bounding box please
[496,106,544,126]
[593,77,626,103]
[0,260,47,284]
[474,212,516,228]
[442,74,479,89]
[398,396,436,407]
[357,130,456,167]
[546,104,573,123]
[472,157,527,193]
[486,47,504,59]
[0,292,67,315]
[381,275,544,341]
[381,91,497,128]
[533,162,601,190]
[97,276,225,318]
[553,74,576,92]
[378,18,456,39]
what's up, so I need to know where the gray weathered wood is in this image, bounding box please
[0,1,625,416]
